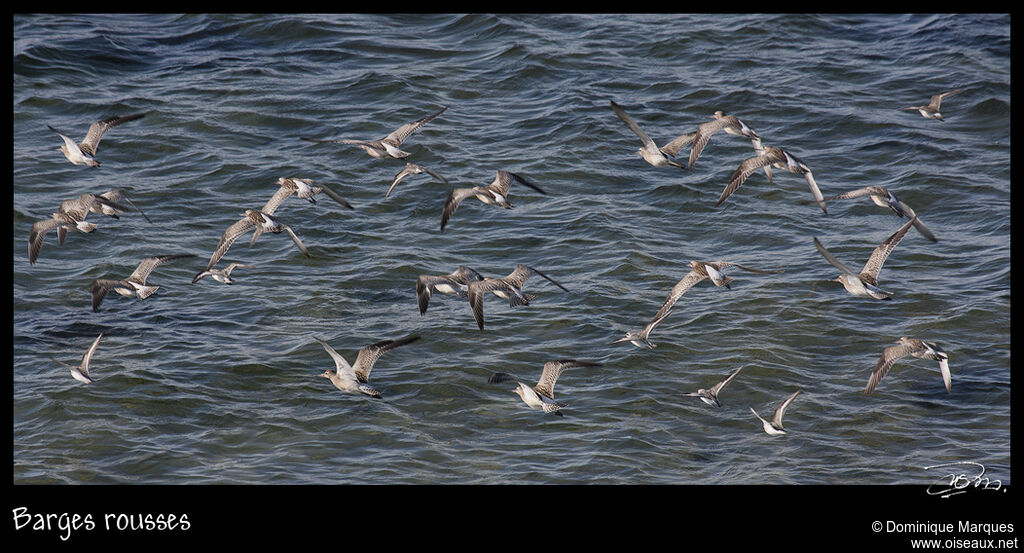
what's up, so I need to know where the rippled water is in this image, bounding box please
[13,14,1010,488]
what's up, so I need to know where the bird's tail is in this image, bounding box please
[543,402,568,414]
[509,292,538,307]
[359,384,382,398]
[135,285,160,299]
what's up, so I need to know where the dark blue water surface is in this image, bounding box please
[13,14,1010,486]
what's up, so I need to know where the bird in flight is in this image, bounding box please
[686,110,765,174]
[416,265,485,315]
[202,209,310,272]
[440,170,547,232]
[48,112,146,166]
[864,337,950,395]
[488,359,602,416]
[313,335,421,399]
[303,106,447,159]
[718,145,827,214]
[901,89,963,121]
[387,162,447,198]
[683,365,745,407]
[750,390,801,435]
[53,333,105,384]
[822,186,936,242]
[614,260,782,349]
[609,100,694,169]
[28,193,138,264]
[91,254,196,311]
[813,217,916,300]
[466,264,568,330]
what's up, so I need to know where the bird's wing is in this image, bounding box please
[505,171,548,195]
[710,365,744,395]
[929,89,963,110]
[108,191,153,223]
[908,215,937,242]
[749,407,770,426]
[500,264,534,289]
[452,265,484,283]
[440,187,477,231]
[261,185,294,215]
[859,217,915,284]
[896,201,938,242]
[487,372,523,385]
[938,356,951,394]
[421,166,447,184]
[702,263,732,288]
[717,153,775,207]
[534,360,601,399]
[91,193,132,215]
[610,100,659,152]
[825,187,875,201]
[79,333,104,377]
[514,264,568,292]
[302,136,370,145]
[717,262,784,275]
[813,237,856,276]
[687,118,732,169]
[387,165,415,198]
[90,279,123,311]
[28,218,61,264]
[489,171,516,196]
[313,337,356,380]
[416,275,440,314]
[640,304,675,337]
[47,124,79,151]
[79,113,145,156]
[651,270,706,321]
[98,188,126,203]
[865,342,916,395]
[318,184,353,209]
[659,132,696,158]
[773,390,801,426]
[207,217,257,270]
[59,195,96,220]
[467,280,500,330]
[352,335,420,382]
[384,106,447,146]
[222,262,251,276]
[79,120,114,156]
[129,254,196,284]
[249,221,266,248]
[802,171,828,214]
[278,223,311,258]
